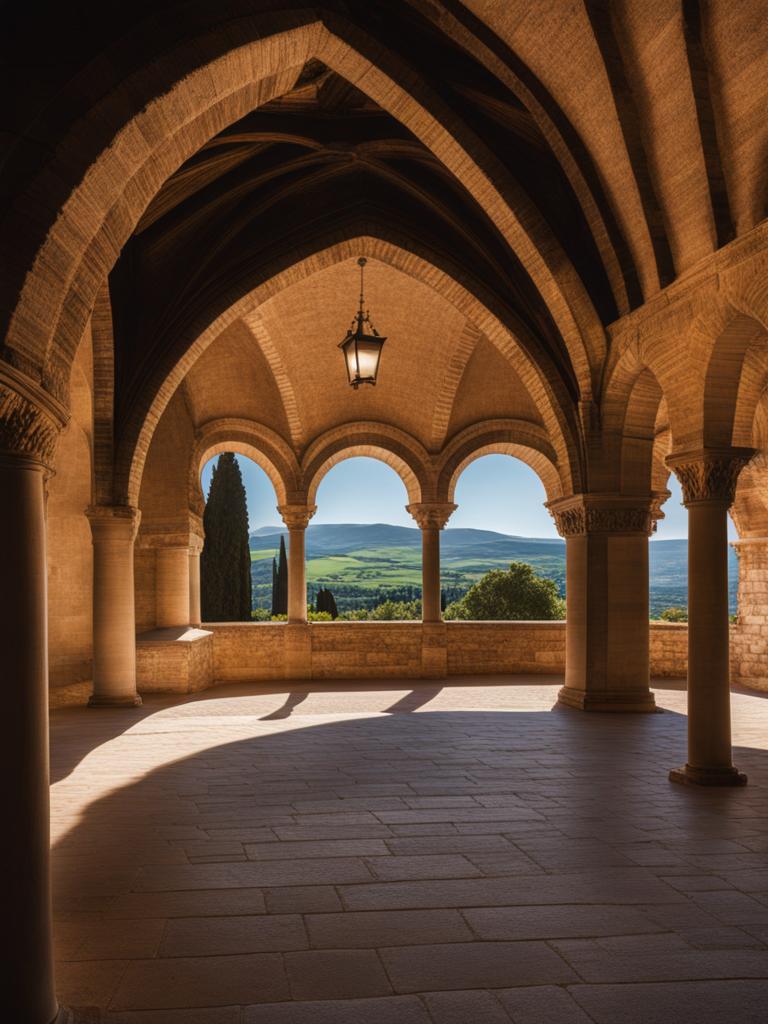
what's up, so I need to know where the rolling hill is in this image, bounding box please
[249,522,738,616]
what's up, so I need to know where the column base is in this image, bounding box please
[557,685,657,713]
[669,763,747,787]
[88,693,142,708]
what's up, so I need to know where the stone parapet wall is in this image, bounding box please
[50,619,768,705]
[447,621,565,675]
[311,621,423,678]
[648,623,689,677]
[136,627,213,693]
[210,623,287,682]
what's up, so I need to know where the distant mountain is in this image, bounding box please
[250,522,562,555]
[248,522,737,615]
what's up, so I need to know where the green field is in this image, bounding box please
[251,535,566,612]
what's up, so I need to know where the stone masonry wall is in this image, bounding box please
[311,622,423,679]
[51,620,766,706]
[211,623,287,682]
[648,623,689,677]
[447,621,565,675]
[731,541,768,692]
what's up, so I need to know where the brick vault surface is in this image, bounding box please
[50,677,768,1023]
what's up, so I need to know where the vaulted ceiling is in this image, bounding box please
[3,0,764,446]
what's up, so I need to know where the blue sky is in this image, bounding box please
[201,452,735,539]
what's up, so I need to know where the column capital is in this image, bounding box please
[86,504,141,541]
[278,503,316,530]
[406,502,457,530]
[666,447,756,506]
[0,365,68,469]
[546,494,655,537]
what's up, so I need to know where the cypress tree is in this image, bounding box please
[270,557,278,616]
[315,587,338,619]
[276,534,288,615]
[201,452,252,621]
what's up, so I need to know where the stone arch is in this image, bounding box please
[602,337,680,495]
[121,232,582,506]
[3,12,601,415]
[189,419,302,516]
[436,420,563,505]
[702,310,768,447]
[301,423,432,508]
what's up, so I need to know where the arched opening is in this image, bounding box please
[200,453,281,621]
[309,455,417,619]
[443,453,564,621]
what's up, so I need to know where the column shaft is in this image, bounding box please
[667,446,753,785]
[0,455,57,1023]
[156,546,191,627]
[287,527,307,624]
[88,507,142,706]
[189,547,202,626]
[676,501,740,781]
[421,526,442,623]
[278,505,315,626]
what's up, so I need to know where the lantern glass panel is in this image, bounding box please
[339,332,385,385]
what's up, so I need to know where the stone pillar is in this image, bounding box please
[189,534,204,626]
[278,504,316,624]
[87,505,142,706]
[548,495,656,712]
[156,546,191,627]
[731,537,768,690]
[1,375,64,1023]
[406,503,457,622]
[407,503,456,678]
[139,513,204,629]
[667,448,754,785]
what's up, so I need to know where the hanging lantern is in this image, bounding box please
[338,257,386,388]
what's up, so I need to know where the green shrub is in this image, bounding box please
[658,606,688,622]
[444,562,564,621]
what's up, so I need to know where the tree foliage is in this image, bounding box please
[658,606,688,622]
[444,561,565,621]
[201,453,252,621]
[271,536,288,615]
[315,587,339,618]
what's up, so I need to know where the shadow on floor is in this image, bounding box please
[48,691,768,1020]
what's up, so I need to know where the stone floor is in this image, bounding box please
[50,676,768,1023]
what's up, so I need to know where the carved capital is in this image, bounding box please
[0,365,68,468]
[406,502,457,531]
[666,448,755,506]
[278,503,317,530]
[547,495,654,537]
[86,505,142,543]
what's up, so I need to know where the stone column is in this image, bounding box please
[139,513,204,629]
[278,504,316,624]
[406,502,457,622]
[189,534,204,626]
[156,545,191,627]
[87,505,142,706]
[667,448,754,785]
[407,503,456,678]
[1,375,64,1023]
[548,495,656,712]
